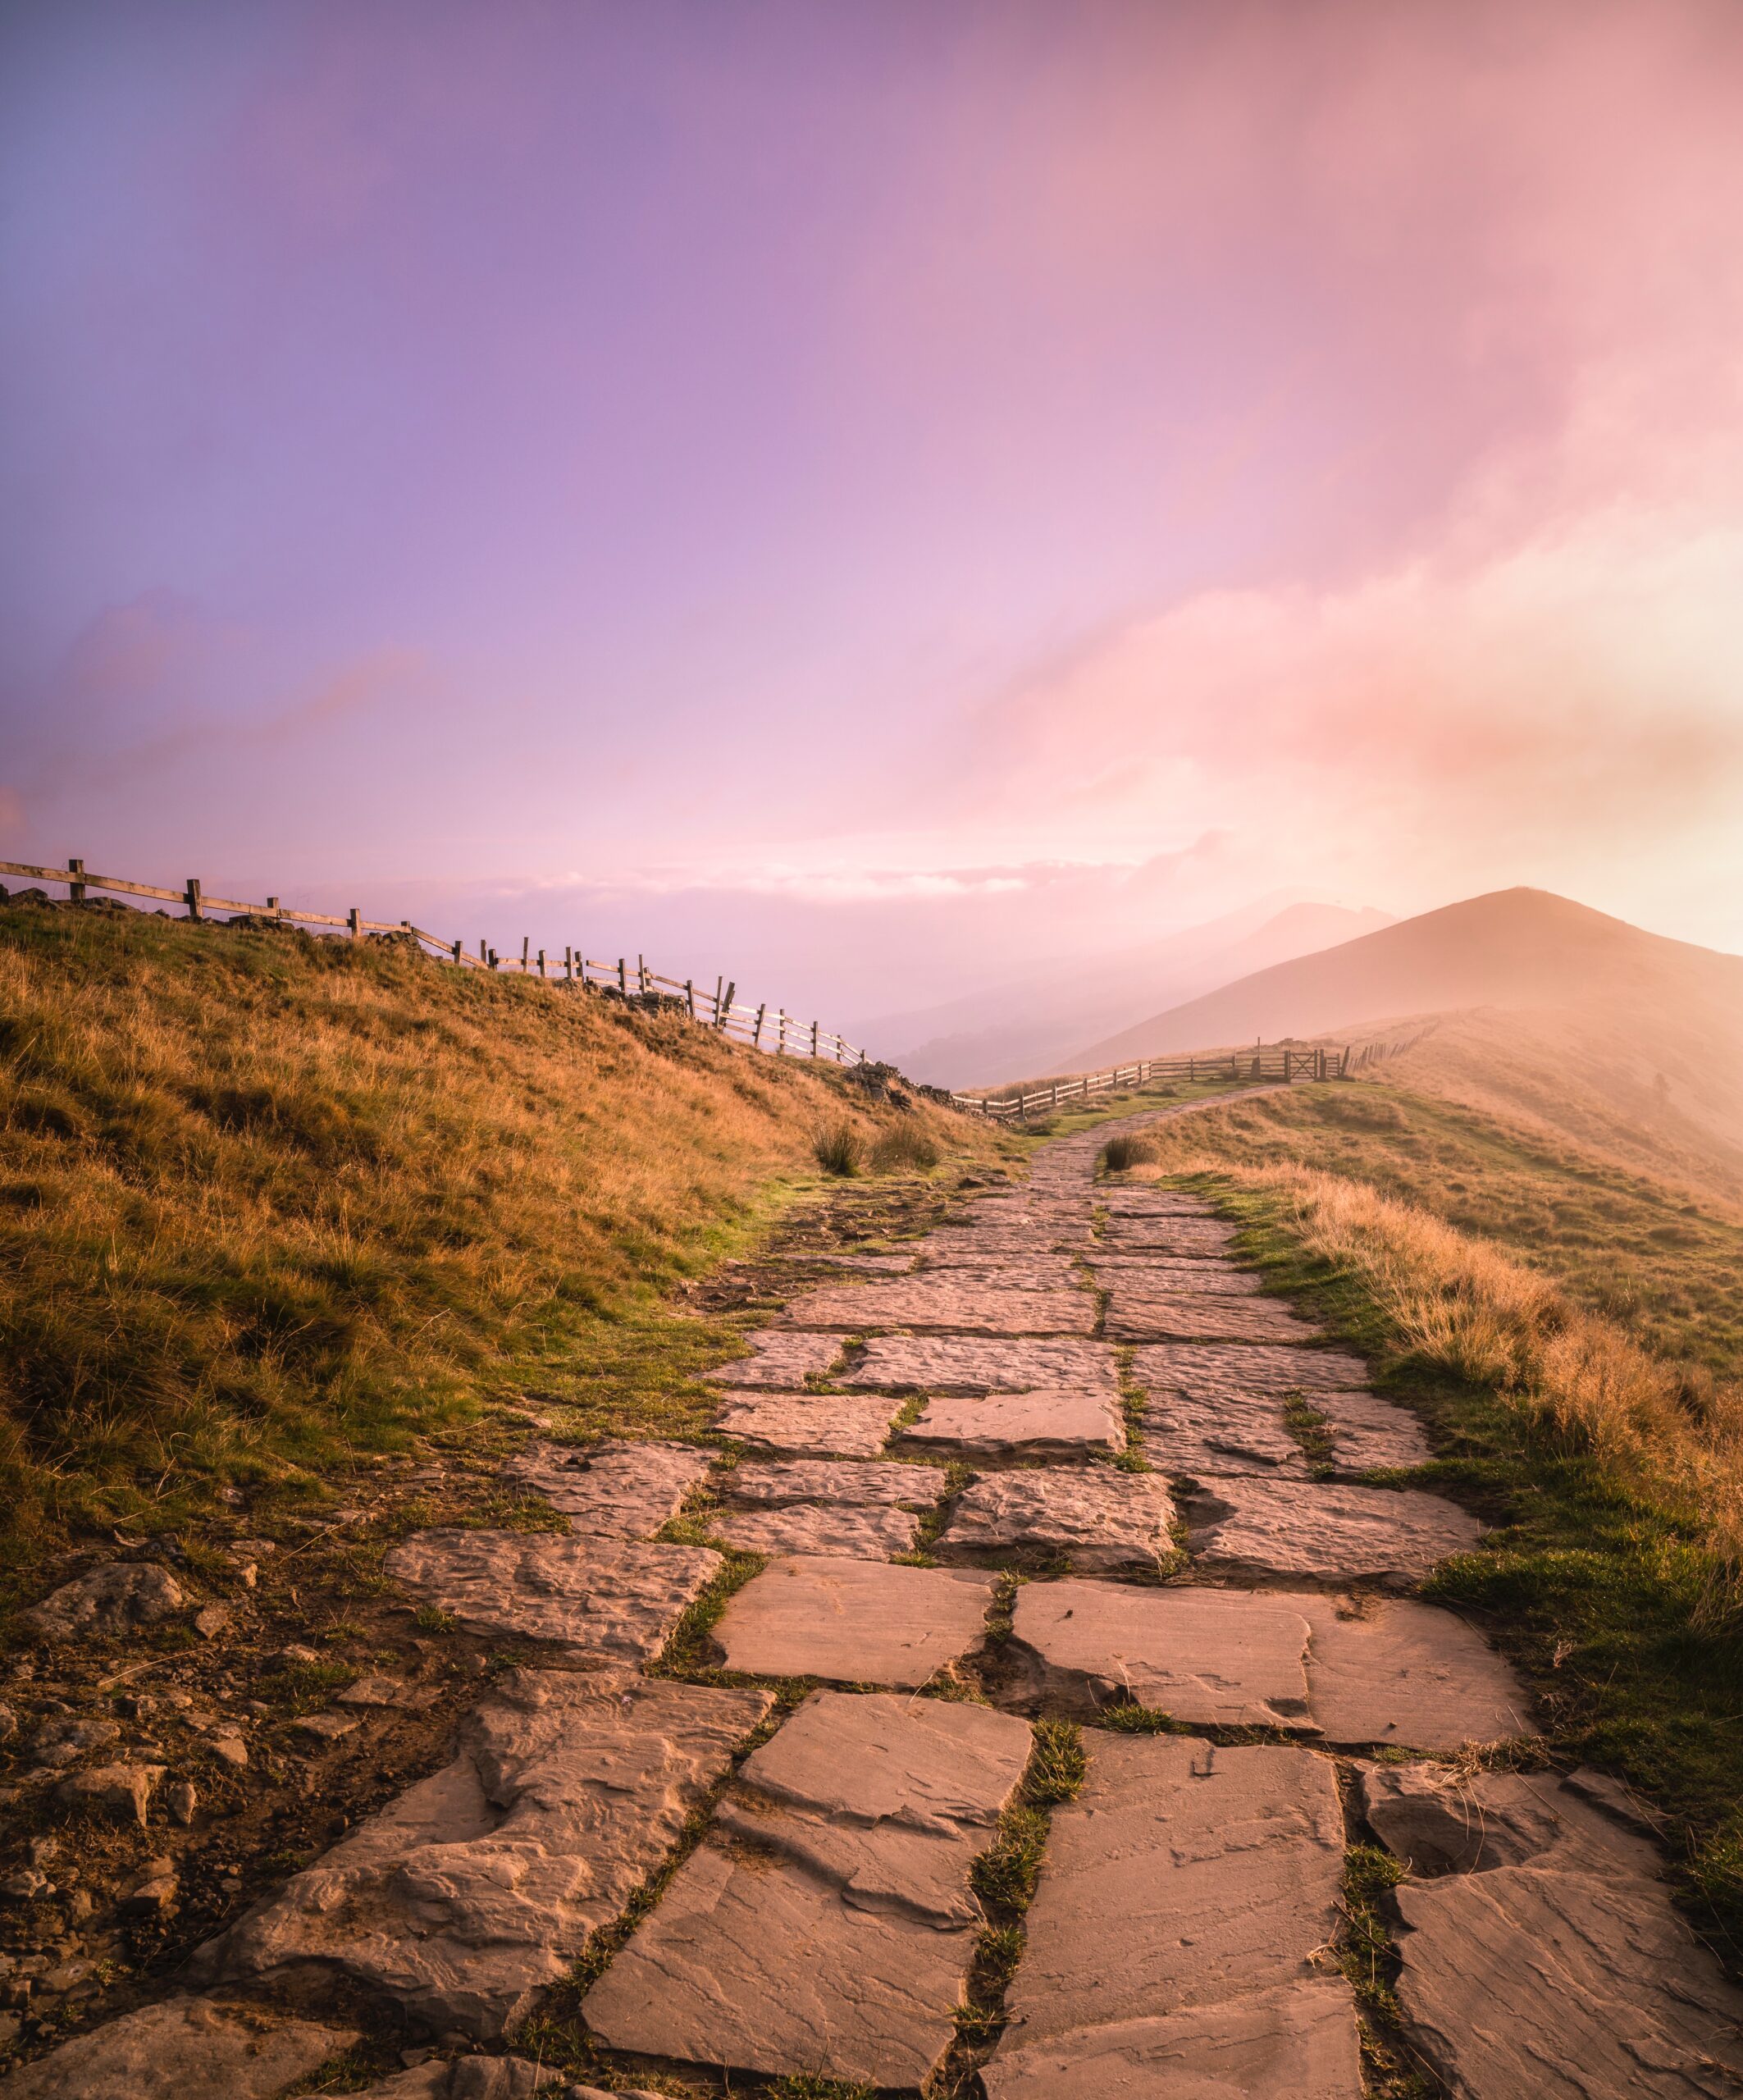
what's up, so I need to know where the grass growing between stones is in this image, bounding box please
[1335,1842,1435,2100]
[1159,1161,1743,1956]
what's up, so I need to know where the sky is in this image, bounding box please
[4,0,1742,1031]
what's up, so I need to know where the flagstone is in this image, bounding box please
[711,1554,997,1686]
[938,1468,1176,1571]
[195,1672,770,2038]
[1355,1762,1659,1880]
[498,1438,712,1538]
[723,1457,946,1507]
[1006,1579,1313,1725]
[708,1330,845,1388]
[999,1735,1345,2043]
[846,1335,1117,1391]
[707,1502,920,1559]
[1139,1389,1308,1477]
[901,1389,1126,1459]
[582,1692,1030,2089]
[983,1979,1364,2100]
[1302,1593,1533,1746]
[0,1998,357,2100]
[383,1529,719,1660]
[1087,1257,1262,1293]
[1133,1341,1372,1394]
[1188,1478,1484,1586]
[1310,1390,1433,1472]
[710,1392,901,1458]
[781,1281,1097,1335]
[1106,1292,1326,1344]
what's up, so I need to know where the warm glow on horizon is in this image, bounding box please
[4,0,1742,1016]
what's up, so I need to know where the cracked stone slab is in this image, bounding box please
[1087,1258,1262,1294]
[382,1529,720,1660]
[194,1671,770,2039]
[707,1330,844,1388]
[1134,1341,1371,1394]
[938,1470,1176,1571]
[1309,1390,1433,1472]
[1188,1479,1484,1586]
[498,1439,713,1537]
[712,1555,998,1686]
[902,1389,1126,1459]
[1356,1763,1659,1881]
[846,1335,1117,1392]
[708,1502,921,1559]
[1006,1580,1314,1726]
[723,1458,947,1508]
[582,1691,1031,2089]
[1303,1594,1533,1746]
[710,1392,901,1458]
[1106,1292,1325,1344]
[781,1281,1097,1335]
[1139,1388,1308,1477]
[0,1998,357,2100]
[1000,1734,1346,2047]
[983,1978,1364,2100]
[1392,1861,1743,2098]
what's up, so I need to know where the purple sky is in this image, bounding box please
[5,0,1742,1027]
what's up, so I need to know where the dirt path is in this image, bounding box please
[8,1098,1743,2099]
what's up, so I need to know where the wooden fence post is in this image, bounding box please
[187,879,203,922]
[564,946,573,982]
[453,940,463,964]
[67,858,85,904]
[811,1020,819,1057]
[537,949,546,979]
[347,906,360,938]
[638,955,648,995]
[721,979,736,1025]
[754,1002,766,1047]
[488,947,499,969]
[686,979,696,1018]
[712,976,724,1025]
[618,957,627,995]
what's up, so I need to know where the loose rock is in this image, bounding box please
[195,1670,770,2038]
[0,1995,355,2100]
[713,1555,997,1687]
[384,1530,721,1662]
[54,1760,165,1828]
[23,1562,185,1642]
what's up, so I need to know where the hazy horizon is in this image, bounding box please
[6,0,1743,1025]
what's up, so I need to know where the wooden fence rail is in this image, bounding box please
[0,857,867,1066]
[948,1043,1349,1122]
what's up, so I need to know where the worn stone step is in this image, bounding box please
[780,1282,1097,1335]
[901,1388,1127,1459]
[582,1690,1032,2090]
[938,1468,1176,1571]
[1187,1477,1484,1586]
[382,1530,721,1660]
[1139,1388,1310,1477]
[846,1335,1118,1393]
[712,1554,997,1686]
[996,1734,1349,2053]
[193,1671,770,2039]
[710,1390,902,1458]
[498,1439,713,1538]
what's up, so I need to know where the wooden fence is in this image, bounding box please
[0,857,866,1066]
[949,1043,1350,1121]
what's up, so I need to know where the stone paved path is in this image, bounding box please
[15,1097,1742,2099]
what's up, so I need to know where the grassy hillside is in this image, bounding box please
[0,900,996,1572]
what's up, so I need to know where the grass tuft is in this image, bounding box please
[813,1122,865,1177]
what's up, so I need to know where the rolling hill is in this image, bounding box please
[862,897,1391,1086]
[1069,888,1743,1204]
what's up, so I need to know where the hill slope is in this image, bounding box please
[0,901,989,1564]
[866,898,1391,1086]
[1070,888,1743,1199]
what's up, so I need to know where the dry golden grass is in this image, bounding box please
[0,904,990,1563]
